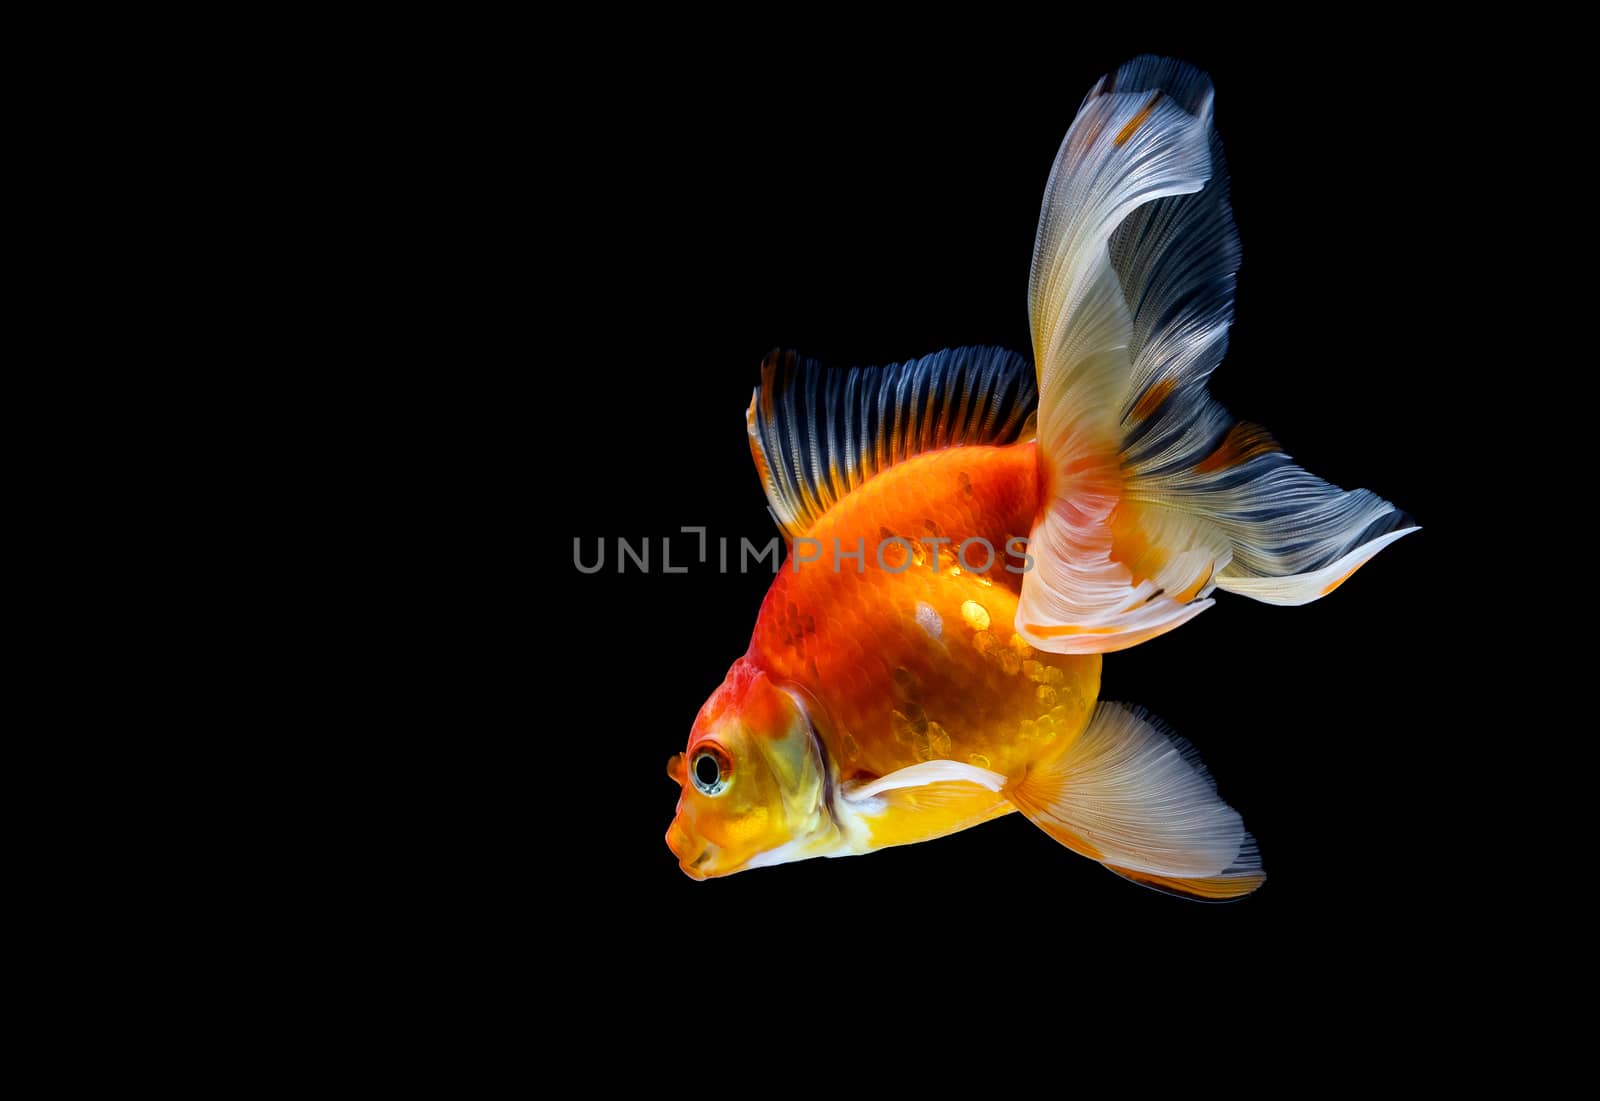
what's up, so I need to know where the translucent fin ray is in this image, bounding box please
[1008,701,1264,902]
[1017,55,1415,652]
[747,346,1037,541]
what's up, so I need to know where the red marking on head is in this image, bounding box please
[690,657,797,750]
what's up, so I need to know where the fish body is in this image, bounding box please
[749,442,1099,847]
[666,57,1417,899]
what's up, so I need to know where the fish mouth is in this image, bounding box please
[679,849,714,880]
[666,820,717,880]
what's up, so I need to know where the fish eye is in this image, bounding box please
[691,746,730,796]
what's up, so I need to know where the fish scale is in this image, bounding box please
[751,443,1099,794]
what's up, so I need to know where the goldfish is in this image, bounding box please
[664,55,1416,900]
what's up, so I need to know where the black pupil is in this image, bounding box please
[694,754,720,788]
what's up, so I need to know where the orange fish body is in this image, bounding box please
[747,443,1101,847]
[666,56,1416,899]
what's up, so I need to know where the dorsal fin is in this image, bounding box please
[746,346,1038,541]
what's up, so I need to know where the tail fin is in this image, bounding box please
[1018,56,1416,653]
[1008,701,1264,902]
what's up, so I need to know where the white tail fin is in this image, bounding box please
[1018,56,1416,654]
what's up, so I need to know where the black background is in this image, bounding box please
[538,35,1455,988]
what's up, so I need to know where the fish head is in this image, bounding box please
[666,659,837,879]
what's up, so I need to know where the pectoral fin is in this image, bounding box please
[841,760,1013,850]
[845,760,1008,801]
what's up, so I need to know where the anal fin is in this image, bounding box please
[1008,702,1264,901]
